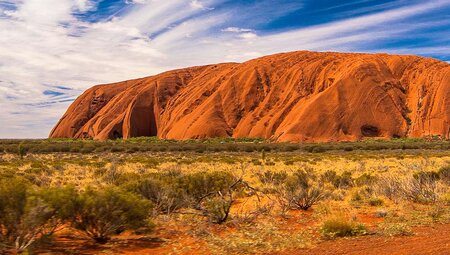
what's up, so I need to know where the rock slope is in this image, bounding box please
[50,51,450,142]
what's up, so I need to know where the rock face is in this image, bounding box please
[50,51,450,142]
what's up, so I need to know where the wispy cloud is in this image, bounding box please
[0,0,449,138]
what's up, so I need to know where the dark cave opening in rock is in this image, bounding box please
[112,130,122,139]
[361,125,380,137]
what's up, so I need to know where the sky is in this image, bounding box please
[0,0,449,138]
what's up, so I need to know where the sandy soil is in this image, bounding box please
[282,223,450,255]
[37,223,450,255]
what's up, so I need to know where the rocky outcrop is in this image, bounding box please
[50,51,450,142]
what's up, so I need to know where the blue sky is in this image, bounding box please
[0,0,449,138]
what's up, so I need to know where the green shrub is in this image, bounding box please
[80,145,95,154]
[343,146,354,151]
[367,197,384,206]
[100,163,127,185]
[376,175,403,200]
[194,176,246,224]
[283,144,300,152]
[0,178,77,253]
[283,159,295,165]
[441,193,450,205]
[177,171,236,205]
[18,143,26,159]
[438,165,450,184]
[355,173,378,187]
[322,170,353,189]
[321,216,367,238]
[202,196,232,224]
[403,173,439,204]
[321,170,338,183]
[250,158,262,165]
[110,147,125,152]
[305,145,329,153]
[335,171,354,189]
[126,146,140,153]
[276,170,326,211]
[32,185,79,227]
[413,171,440,182]
[350,189,364,203]
[72,187,152,244]
[377,173,439,204]
[379,223,413,237]
[126,178,186,215]
[256,170,288,185]
[143,170,247,224]
[428,205,445,222]
[0,177,28,249]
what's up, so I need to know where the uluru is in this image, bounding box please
[50,51,450,142]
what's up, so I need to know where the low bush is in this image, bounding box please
[18,143,26,159]
[1,138,449,154]
[0,178,77,253]
[402,173,439,204]
[378,223,413,237]
[321,170,338,184]
[276,170,326,211]
[413,171,440,182]
[321,170,354,189]
[441,193,450,205]
[100,163,127,185]
[355,173,378,187]
[374,209,388,218]
[202,196,233,224]
[349,189,365,203]
[335,171,354,189]
[320,215,367,238]
[126,178,186,215]
[367,197,384,206]
[71,187,152,244]
[438,165,450,184]
[428,205,445,222]
[376,175,403,201]
[304,145,330,153]
[193,176,248,224]
[176,171,237,206]
[256,170,288,185]
[377,173,440,204]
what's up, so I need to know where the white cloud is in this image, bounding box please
[222,27,253,33]
[238,32,257,39]
[74,0,96,12]
[125,0,148,4]
[190,0,213,10]
[0,0,449,138]
[10,0,73,24]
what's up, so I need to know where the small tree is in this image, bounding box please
[376,175,403,201]
[33,186,79,235]
[0,177,28,252]
[0,178,76,253]
[438,166,450,184]
[202,195,233,224]
[126,178,186,215]
[18,143,26,159]
[402,173,439,204]
[276,170,326,211]
[178,171,236,205]
[72,187,152,244]
[195,178,246,224]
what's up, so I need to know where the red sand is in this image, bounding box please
[286,223,450,255]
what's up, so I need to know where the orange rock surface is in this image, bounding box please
[50,51,450,142]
